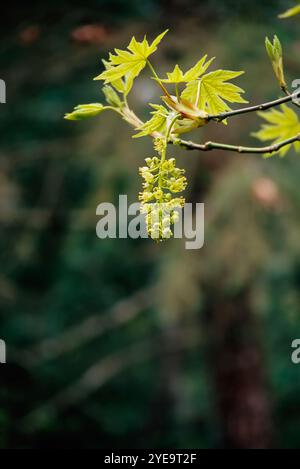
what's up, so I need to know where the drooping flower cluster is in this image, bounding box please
[139,154,187,240]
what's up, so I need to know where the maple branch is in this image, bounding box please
[176,133,300,154]
[120,99,300,156]
[208,91,300,122]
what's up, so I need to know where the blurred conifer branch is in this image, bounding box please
[22,287,155,365]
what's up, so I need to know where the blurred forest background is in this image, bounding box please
[1,0,300,449]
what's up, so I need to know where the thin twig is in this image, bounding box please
[207,91,300,121]
[177,133,300,154]
[121,93,300,155]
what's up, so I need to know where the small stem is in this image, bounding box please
[158,114,180,187]
[195,80,201,107]
[175,84,180,101]
[176,133,300,154]
[121,107,143,128]
[106,106,124,116]
[123,94,129,108]
[162,114,179,161]
[166,114,180,144]
[146,59,170,97]
[146,59,159,80]
[208,91,300,121]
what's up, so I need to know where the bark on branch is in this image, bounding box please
[176,133,300,155]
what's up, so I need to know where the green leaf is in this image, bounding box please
[279,4,300,18]
[102,85,122,107]
[162,95,208,125]
[160,64,185,83]
[252,104,300,157]
[102,60,133,96]
[181,69,247,116]
[133,105,169,138]
[64,103,106,121]
[184,56,215,82]
[94,30,168,87]
[160,55,215,83]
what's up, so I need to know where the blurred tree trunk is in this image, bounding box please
[207,289,273,449]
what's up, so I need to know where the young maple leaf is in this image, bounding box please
[94,30,168,87]
[159,55,215,83]
[134,96,209,139]
[133,105,169,138]
[181,69,247,116]
[162,95,208,123]
[252,104,300,157]
[279,4,300,18]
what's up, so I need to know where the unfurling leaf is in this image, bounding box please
[162,95,208,124]
[252,104,300,157]
[64,103,106,121]
[135,96,209,139]
[102,85,123,108]
[159,55,215,83]
[133,105,169,138]
[279,4,300,18]
[94,30,168,89]
[181,69,247,117]
[265,36,286,89]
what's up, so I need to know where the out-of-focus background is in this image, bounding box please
[1,0,300,449]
